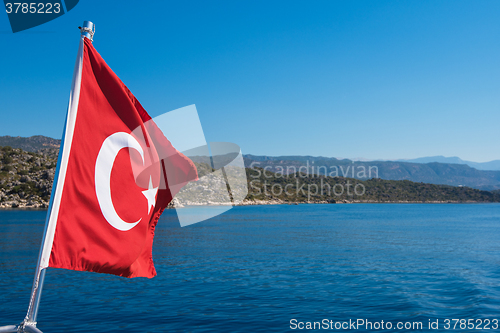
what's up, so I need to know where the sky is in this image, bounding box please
[0,1,499,162]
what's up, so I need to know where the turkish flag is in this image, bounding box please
[45,37,198,278]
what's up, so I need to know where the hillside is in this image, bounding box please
[246,168,500,204]
[244,155,500,191]
[3,136,500,191]
[0,146,56,208]
[0,135,60,153]
[1,145,499,209]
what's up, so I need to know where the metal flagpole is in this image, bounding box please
[0,21,94,333]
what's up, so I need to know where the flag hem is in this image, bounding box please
[38,36,85,269]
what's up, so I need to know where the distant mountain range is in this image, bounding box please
[397,156,500,171]
[244,155,500,191]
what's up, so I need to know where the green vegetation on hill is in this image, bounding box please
[1,144,499,208]
[244,155,500,191]
[246,168,500,203]
[3,136,500,192]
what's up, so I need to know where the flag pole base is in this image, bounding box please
[0,321,43,333]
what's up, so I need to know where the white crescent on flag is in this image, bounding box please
[95,132,151,232]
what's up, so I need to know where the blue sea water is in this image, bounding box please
[1,204,500,332]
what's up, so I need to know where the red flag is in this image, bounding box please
[42,37,197,278]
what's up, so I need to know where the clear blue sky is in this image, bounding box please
[1,1,499,162]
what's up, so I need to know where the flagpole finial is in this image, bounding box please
[79,21,95,42]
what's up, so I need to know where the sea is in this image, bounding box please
[1,204,500,332]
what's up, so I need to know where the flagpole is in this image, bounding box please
[16,21,95,333]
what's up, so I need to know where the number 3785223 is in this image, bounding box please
[5,3,61,14]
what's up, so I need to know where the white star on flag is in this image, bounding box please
[142,176,159,214]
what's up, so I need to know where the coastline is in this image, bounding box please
[0,198,494,210]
